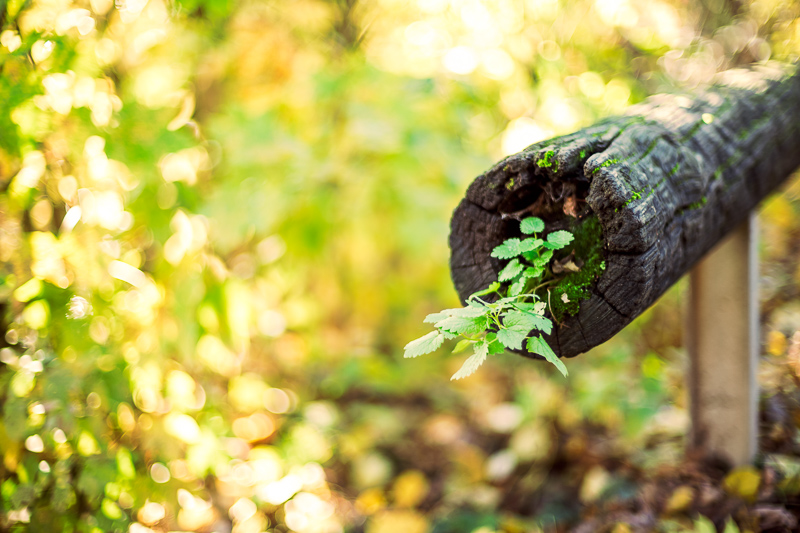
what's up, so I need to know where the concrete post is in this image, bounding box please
[687,213,758,466]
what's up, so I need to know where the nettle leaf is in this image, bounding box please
[508,277,527,296]
[404,331,445,358]
[435,315,488,336]
[496,328,527,350]
[451,340,489,380]
[498,258,524,282]
[486,334,505,355]
[492,238,543,259]
[520,217,545,234]
[503,311,538,333]
[452,339,472,353]
[513,301,542,312]
[440,306,489,318]
[522,266,544,280]
[533,249,554,267]
[491,238,523,259]
[519,238,543,253]
[527,313,553,335]
[470,281,501,299]
[545,230,574,249]
[423,312,449,324]
[527,335,568,377]
[503,311,546,333]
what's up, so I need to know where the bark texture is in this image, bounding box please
[449,64,800,359]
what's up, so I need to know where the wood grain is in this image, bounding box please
[449,64,800,358]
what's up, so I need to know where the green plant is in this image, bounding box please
[405,217,574,379]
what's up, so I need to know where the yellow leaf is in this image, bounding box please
[579,466,609,502]
[664,485,694,514]
[355,488,386,516]
[367,510,428,533]
[392,470,429,508]
[767,330,787,356]
[723,467,761,502]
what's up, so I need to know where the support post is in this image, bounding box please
[687,213,758,466]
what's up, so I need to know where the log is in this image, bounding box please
[449,63,800,359]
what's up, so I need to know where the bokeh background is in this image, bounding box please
[3,0,800,531]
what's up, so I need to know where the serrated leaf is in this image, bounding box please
[435,316,488,336]
[423,312,449,324]
[404,331,445,358]
[451,340,489,380]
[452,339,472,354]
[496,328,527,350]
[487,337,506,355]
[519,238,543,253]
[546,230,574,249]
[439,306,489,318]
[508,277,527,296]
[498,258,524,282]
[505,310,553,335]
[520,217,545,234]
[533,249,553,267]
[470,281,501,299]
[491,239,522,259]
[521,266,544,280]
[527,335,567,376]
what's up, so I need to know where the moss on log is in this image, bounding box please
[449,64,800,359]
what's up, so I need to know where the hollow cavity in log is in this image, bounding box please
[450,64,800,359]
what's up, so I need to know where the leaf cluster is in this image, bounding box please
[406,217,573,379]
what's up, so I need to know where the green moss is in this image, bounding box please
[536,215,605,321]
[537,150,557,170]
[669,163,680,176]
[685,197,707,211]
[506,178,515,190]
[579,149,587,159]
[591,158,620,174]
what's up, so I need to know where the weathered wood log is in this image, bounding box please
[449,64,800,359]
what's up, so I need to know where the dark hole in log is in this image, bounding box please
[452,65,800,359]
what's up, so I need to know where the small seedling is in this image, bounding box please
[405,217,574,379]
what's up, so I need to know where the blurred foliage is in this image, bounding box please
[2,0,800,532]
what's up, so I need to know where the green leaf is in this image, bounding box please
[545,230,574,249]
[452,339,472,354]
[508,277,527,296]
[519,238,543,253]
[486,335,505,355]
[491,239,522,259]
[520,217,544,234]
[470,281,501,299]
[723,519,741,533]
[496,328,527,350]
[527,335,568,377]
[451,340,489,380]
[521,266,544,280]
[435,316,488,336]
[533,249,553,267]
[498,258,524,282]
[440,306,489,318]
[513,301,544,313]
[423,312,449,324]
[505,310,553,335]
[404,331,445,358]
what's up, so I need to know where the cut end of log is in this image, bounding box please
[450,64,800,359]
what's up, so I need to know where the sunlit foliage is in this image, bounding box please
[2,0,800,531]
